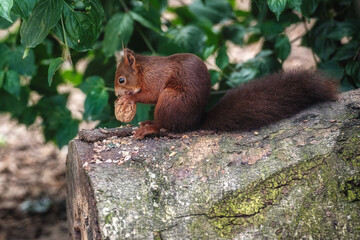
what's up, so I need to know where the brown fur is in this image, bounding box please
[114,49,338,139]
[201,70,338,130]
[115,49,211,139]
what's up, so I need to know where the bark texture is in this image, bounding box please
[67,90,360,240]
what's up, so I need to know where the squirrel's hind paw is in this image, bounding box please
[133,124,160,140]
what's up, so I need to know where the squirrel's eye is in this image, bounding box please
[118,77,125,84]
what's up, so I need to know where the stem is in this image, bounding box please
[61,15,72,64]
[63,1,75,13]
[210,89,229,95]
[105,87,115,92]
[119,0,129,11]
[353,47,360,61]
[22,48,30,59]
[136,26,156,54]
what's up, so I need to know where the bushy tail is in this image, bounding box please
[201,69,339,131]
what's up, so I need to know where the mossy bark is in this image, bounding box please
[67,90,360,240]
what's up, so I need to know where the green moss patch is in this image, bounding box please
[340,176,360,202]
[208,156,325,237]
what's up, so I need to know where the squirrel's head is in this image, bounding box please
[114,48,142,97]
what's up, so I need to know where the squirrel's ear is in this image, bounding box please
[124,48,137,72]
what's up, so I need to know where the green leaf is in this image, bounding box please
[216,45,229,70]
[48,57,63,87]
[30,65,58,96]
[0,43,10,69]
[130,103,153,125]
[80,76,109,120]
[83,55,116,85]
[288,0,302,12]
[209,70,220,86]
[74,0,85,11]
[259,20,284,39]
[301,0,318,18]
[103,13,134,57]
[234,50,281,79]
[53,0,104,52]
[202,45,216,60]
[167,25,207,54]
[234,9,251,18]
[149,0,167,12]
[327,21,360,40]
[278,11,301,27]
[267,0,287,21]
[275,34,291,61]
[253,50,281,76]
[0,15,13,28]
[20,0,63,50]
[222,24,246,45]
[62,70,83,86]
[345,61,360,82]
[36,95,78,147]
[139,0,150,10]
[129,6,161,33]
[0,87,29,117]
[227,67,259,87]
[0,0,13,23]
[56,118,79,148]
[189,0,234,24]
[252,0,268,13]
[340,75,357,91]
[157,36,184,55]
[18,106,37,126]
[12,0,37,20]
[318,61,344,80]
[4,70,20,98]
[331,41,359,62]
[171,5,196,25]
[199,21,219,46]
[307,21,337,61]
[0,71,4,88]
[159,24,208,55]
[7,46,36,76]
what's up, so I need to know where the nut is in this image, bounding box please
[114,97,136,123]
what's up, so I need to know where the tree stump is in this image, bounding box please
[66,90,360,240]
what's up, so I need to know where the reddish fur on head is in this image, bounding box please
[114,49,142,97]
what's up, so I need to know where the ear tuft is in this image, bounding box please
[124,48,137,71]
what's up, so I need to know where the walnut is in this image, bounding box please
[114,97,136,123]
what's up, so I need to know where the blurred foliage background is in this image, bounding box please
[0,0,359,148]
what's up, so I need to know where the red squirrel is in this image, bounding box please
[114,48,338,139]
